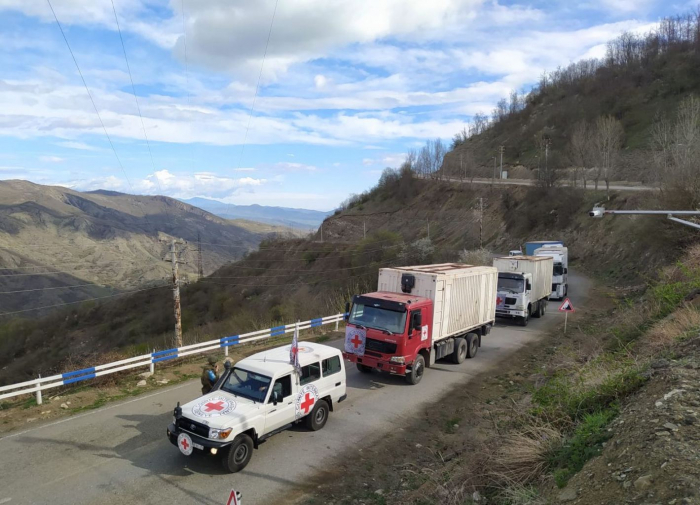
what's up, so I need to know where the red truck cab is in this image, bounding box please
[342,291,433,381]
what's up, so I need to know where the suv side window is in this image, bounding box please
[322,356,341,377]
[299,362,321,385]
[269,374,292,403]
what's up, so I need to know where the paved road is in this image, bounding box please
[0,272,591,505]
[449,177,656,192]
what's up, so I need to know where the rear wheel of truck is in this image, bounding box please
[222,433,254,473]
[356,363,373,373]
[405,355,425,385]
[466,333,478,358]
[305,399,329,431]
[452,337,467,364]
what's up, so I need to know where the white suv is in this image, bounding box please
[167,341,347,472]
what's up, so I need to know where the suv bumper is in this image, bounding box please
[167,423,232,452]
[343,352,407,375]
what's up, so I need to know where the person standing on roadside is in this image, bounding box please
[201,356,219,395]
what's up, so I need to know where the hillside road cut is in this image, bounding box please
[0,272,591,505]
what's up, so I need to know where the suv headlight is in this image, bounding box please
[209,428,233,440]
[390,356,405,364]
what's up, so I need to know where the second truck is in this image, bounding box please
[343,263,497,385]
[493,255,553,326]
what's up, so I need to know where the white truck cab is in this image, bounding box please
[534,245,569,300]
[167,341,347,473]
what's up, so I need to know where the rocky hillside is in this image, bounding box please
[0,180,277,314]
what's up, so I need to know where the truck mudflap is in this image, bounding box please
[343,352,407,375]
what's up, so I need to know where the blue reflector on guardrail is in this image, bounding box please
[220,335,239,347]
[270,325,286,336]
[310,318,323,328]
[151,348,178,363]
[62,367,95,379]
[63,373,96,385]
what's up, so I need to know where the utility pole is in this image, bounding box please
[163,238,186,348]
[427,219,430,239]
[197,232,203,280]
[363,220,366,239]
[479,197,483,249]
[321,223,323,242]
[492,156,497,186]
[499,145,504,180]
[460,153,463,182]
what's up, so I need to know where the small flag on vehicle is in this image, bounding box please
[290,321,301,373]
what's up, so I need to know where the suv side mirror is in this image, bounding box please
[344,302,350,321]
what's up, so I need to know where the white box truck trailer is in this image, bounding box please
[493,255,553,326]
[344,263,497,385]
[534,246,569,300]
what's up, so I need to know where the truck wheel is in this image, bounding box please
[519,314,529,326]
[222,433,254,473]
[466,333,478,358]
[356,363,372,373]
[405,355,425,385]
[452,337,467,364]
[542,302,547,316]
[532,301,541,318]
[305,399,329,431]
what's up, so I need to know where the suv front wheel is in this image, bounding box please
[305,399,329,431]
[222,433,254,473]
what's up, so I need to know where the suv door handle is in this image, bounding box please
[335,382,341,387]
[269,409,277,413]
[287,402,293,405]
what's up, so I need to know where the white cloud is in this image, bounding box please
[39,155,65,163]
[55,141,101,151]
[274,162,317,172]
[63,169,268,200]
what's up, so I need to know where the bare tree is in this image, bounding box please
[414,139,446,180]
[652,96,700,206]
[472,112,489,134]
[569,120,593,189]
[594,115,624,196]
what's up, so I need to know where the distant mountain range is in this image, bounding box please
[0,181,287,315]
[181,198,330,230]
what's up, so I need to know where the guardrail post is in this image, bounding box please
[150,350,155,374]
[335,318,339,331]
[225,342,229,357]
[36,374,42,406]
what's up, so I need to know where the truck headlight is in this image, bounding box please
[209,428,233,440]
[390,356,405,364]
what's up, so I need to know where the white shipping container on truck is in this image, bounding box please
[534,246,569,299]
[377,264,497,342]
[493,256,553,302]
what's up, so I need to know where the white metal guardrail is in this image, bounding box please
[0,313,346,404]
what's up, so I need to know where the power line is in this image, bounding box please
[0,284,169,317]
[109,0,169,206]
[0,283,105,295]
[46,0,133,191]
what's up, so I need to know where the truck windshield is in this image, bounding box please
[349,303,406,334]
[498,277,524,293]
[553,263,564,276]
[221,367,272,403]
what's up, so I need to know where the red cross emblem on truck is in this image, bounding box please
[300,393,315,414]
[204,401,225,412]
[497,296,503,305]
[350,335,362,348]
[180,438,190,451]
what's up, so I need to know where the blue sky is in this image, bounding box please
[0,0,687,210]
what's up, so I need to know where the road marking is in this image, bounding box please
[0,498,12,504]
[0,381,194,442]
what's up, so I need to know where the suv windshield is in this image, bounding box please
[498,277,524,293]
[349,302,406,334]
[221,367,272,403]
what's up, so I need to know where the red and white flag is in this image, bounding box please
[290,321,301,373]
